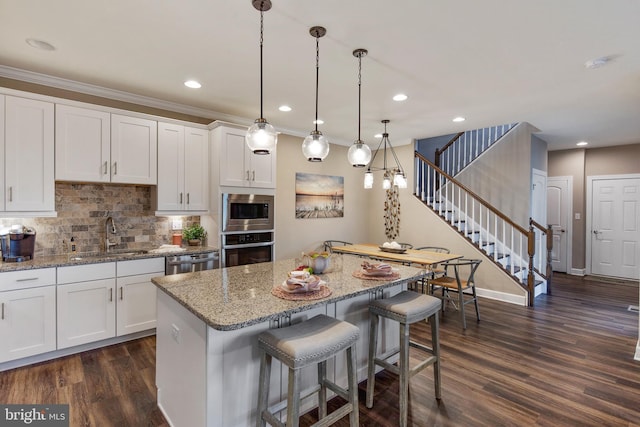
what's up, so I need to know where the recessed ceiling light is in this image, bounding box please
[313,119,324,125]
[577,141,588,146]
[278,105,292,112]
[393,94,408,102]
[184,80,201,89]
[584,56,610,69]
[25,38,55,51]
[452,116,466,122]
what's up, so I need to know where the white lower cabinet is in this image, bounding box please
[116,258,164,335]
[0,268,57,363]
[57,263,117,349]
[57,258,164,350]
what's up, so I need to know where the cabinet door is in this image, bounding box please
[248,149,276,188]
[57,279,116,349]
[55,104,110,182]
[111,114,157,185]
[0,286,56,363]
[184,127,209,211]
[219,127,249,187]
[157,122,185,211]
[116,273,159,336]
[4,96,55,211]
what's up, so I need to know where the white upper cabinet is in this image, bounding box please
[157,122,208,212]
[56,107,157,185]
[55,104,111,182]
[3,95,55,212]
[213,123,276,189]
[110,114,157,185]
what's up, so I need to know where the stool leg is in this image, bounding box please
[347,345,359,426]
[458,286,467,330]
[256,351,271,427]
[399,322,410,427]
[317,360,327,420]
[430,313,442,400]
[366,312,379,408]
[286,367,301,427]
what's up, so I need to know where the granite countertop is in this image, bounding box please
[152,255,430,331]
[0,246,219,272]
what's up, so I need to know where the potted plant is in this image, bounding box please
[183,224,207,246]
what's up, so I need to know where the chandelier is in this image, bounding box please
[347,48,372,167]
[245,0,277,155]
[364,120,407,189]
[301,26,330,161]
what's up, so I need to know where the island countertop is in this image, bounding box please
[151,255,429,331]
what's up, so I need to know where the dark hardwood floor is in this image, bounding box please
[1,273,639,426]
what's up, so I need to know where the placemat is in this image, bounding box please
[271,284,332,301]
[352,270,401,281]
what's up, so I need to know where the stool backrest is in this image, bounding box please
[442,259,482,286]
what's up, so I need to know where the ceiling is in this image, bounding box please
[1,0,639,151]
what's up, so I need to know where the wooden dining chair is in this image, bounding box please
[413,246,451,292]
[429,259,482,330]
[323,240,353,253]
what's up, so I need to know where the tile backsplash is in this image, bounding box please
[0,183,200,257]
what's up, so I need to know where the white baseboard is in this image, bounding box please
[635,340,640,361]
[476,288,527,306]
[571,268,586,276]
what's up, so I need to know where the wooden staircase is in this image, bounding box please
[414,152,552,306]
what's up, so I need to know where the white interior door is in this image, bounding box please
[590,177,640,279]
[531,169,547,271]
[547,177,571,273]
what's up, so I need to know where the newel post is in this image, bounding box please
[527,224,535,307]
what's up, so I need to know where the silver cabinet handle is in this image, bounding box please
[246,170,250,181]
[1,302,4,320]
[120,287,123,300]
[109,288,113,302]
[8,187,12,202]
[113,162,118,175]
[16,277,39,282]
[180,193,183,204]
[103,161,108,175]
[187,193,190,205]
[252,171,256,181]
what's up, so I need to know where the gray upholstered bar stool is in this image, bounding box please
[366,291,442,427]
[256,314,360,427]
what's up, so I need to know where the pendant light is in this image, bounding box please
[302,26,330,162]
[364,120,407,189]
[246,0,277,155]
[347,48,372,167]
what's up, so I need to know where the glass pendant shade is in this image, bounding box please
[348,142,372,167]
[394,172,408,188]
[302,131,329,162]
[382,176,391,190]
[364,171,374,189]
[246,119,277,155]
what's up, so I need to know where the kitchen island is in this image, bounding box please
[151,255,430,427]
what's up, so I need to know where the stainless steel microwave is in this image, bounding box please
[222,194,274,232]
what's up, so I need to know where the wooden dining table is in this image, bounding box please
[330,243,463,267]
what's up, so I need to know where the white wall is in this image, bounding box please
[274,134,372,260]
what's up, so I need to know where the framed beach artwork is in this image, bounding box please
[295,173,344,219]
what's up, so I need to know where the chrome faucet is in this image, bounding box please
[105,216,118,252]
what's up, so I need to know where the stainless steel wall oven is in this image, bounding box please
[222,231,273,267]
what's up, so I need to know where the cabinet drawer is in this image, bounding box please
[117,257,165,277]
[57,262,116,284]
[0,268,56,292]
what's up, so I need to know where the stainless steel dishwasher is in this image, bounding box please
[165,251,219,275]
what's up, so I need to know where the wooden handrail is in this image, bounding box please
[434,132,464,168]
[415,151,528,235]
[529,219,547,232]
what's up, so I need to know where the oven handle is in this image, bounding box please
[222,242,274,250]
